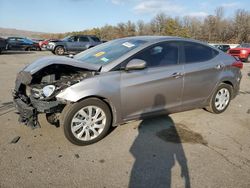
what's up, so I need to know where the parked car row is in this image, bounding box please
[213,44,231,52]
[6,37,41,51]
[1,35,249,64]
[210,43,250,62]
[0,35,103,55]
[0,37,42,53]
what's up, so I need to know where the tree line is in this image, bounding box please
[41,7,250,43]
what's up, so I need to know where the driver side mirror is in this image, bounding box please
[125,59,146,71]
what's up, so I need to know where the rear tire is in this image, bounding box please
[62,98,112,145]
[55,46,65,55]
[206,83,232,114]
[25,47,31,51]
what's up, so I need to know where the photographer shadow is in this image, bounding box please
[129,94,190,188]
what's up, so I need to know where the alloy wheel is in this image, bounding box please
[70,105,106,141]
[214,88,230,111]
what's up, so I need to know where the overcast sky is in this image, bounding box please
[0,0,249,33]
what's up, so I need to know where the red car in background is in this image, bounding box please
[228,43,250,62]
[39,39,58,48]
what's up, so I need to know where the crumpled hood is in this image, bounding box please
[23,56,101,74]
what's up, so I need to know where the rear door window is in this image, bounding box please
[79,36,89,42]
[91,37,100,42]
[182,42,218,63]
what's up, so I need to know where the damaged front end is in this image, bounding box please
[13,58,99,128]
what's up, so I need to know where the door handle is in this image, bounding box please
[172,72,184,78]
[215,64,224,70]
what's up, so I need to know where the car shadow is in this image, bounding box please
[1,51,35,55]
[129,94,190,188]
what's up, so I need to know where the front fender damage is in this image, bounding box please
[13,62,97,129]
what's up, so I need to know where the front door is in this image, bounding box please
[66,36,79,51]
[120,42,184,120]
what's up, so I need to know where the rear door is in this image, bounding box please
[180,41,222,108]
[120,41,184,120]
[89,36,101,46]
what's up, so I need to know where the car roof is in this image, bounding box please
[114,35,210,45]
[72,35,98,37]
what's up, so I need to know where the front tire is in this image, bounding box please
[206,83,232,114]
[54,46,65,55]
[62,98,112,145]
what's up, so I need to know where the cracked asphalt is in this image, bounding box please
[0,51,250,188]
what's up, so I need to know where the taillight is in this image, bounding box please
[232,61,243,69]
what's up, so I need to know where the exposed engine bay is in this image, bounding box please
[13,64,96,128]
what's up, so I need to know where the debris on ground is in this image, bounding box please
[58,155,62,158]
[247,109,250,114]
[10,136,20,144]
[99,159,105,163]
[74,154,80,159]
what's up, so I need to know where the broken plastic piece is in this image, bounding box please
[11,136,20,144]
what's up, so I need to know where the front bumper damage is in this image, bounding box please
[13,90,63,128]
[13,61,99,129]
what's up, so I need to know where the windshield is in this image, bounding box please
[74,39,147,65]
[62,36,71,41]
[237,43,250,48]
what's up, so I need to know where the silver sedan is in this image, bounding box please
[13,36,243,145]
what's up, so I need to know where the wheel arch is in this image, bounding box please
[206,78,235,105]
[222,80,234,88]
[54,45,66,51]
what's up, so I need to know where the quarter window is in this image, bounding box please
[183,42,218,63]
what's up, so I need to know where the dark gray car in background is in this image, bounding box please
[47,35,102,55]
[0,37,7,54]
[13,36,243,145]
